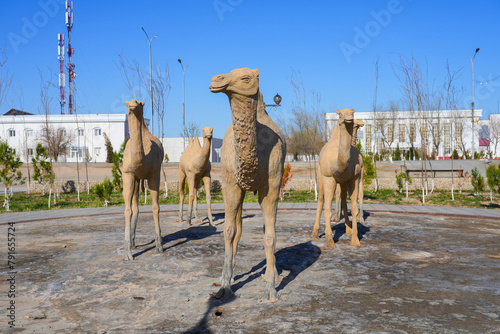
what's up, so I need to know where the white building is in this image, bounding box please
[0,109,130,162]
[161,137,223,163]
[324,109,495,159]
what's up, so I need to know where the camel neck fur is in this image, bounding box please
[128,115,148,167]
[334,121,354,170]
[202,136,212,159]
[229,92,259,190]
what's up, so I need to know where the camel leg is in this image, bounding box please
[341,185,353,237]
[358,174,365,224]
[179,169,186,222]
[216,183,244,300]
[123,173,137,261]
[193,185,199,221]
[232,192,245,272]
[203,175,214,226]
[149,174,163,253]
[259,187,279,302]
[312,173,324,240]
[130,178,140,249]
[187,174,195,226]
[323,177,336,248]
[349,180,361,247]
[333,183,341,222]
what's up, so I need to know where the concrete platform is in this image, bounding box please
[1,207,499,333]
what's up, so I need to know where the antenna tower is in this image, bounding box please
[58,33,65,114]
[66,0,75,114]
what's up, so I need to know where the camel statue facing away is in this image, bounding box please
[122,99,164,260]
[210,68,286,302]
[179,127,214,226]
[332,119,365,223]
[312,108,363,248]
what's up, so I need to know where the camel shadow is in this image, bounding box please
[232,241,321,293]
[181,241,321,334]
[331,221,370,243]
[132,224,220,258]
[211,213,256,226]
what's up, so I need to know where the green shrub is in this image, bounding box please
[470,167,485,194]
[392,144,402,161]
[486,162,500,194]
[395,171,412,193]
[92,177,114,206]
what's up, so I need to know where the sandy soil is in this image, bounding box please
[2,209,499,333]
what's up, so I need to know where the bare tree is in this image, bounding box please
[115,51,144,100]
[179,119,201,139]
[487,116,500,158]
[153,61,171,138]
[288,69,326,192]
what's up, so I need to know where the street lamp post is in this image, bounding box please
[468,47,480,159]
[178,59,188,149]
[265,93,282,110]
[142,27,157,132]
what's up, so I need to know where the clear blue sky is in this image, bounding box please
[1,0,499,139]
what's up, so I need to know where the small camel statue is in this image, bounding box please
[210,68,286,302]
[121,99,164,260]
[178,127,214,226]
[332,119,365,223]
[312,108,363,247]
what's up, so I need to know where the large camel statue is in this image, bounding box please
[312,108,363,248]
[178,127,214,226]
[332,119,365,223]
[121,99,164,260]
[209,68,286,302]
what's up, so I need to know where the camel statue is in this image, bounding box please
[209,68,286,302]
[312,109,363,248]
[332,119,365,223]
[121,99,164,260]
[178,127,214,226]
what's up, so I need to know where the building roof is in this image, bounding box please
[3,108,34,116]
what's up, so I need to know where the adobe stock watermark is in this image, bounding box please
[213,0,244,21]
[462,74,500,112]
[7,0,66,54]
[339,0,404,64]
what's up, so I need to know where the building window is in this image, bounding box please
[399,123,405,143]
[365,124,372,153]
[444,123,451,155]
[387,124,394,143]
[58,128,67,136]
[421,122,428,144]
[94,128,101,136]
[455,123,463,148]
[432,122,439,146]
[409,123,416,143]
[77,128,84,136]
[8,129,15,137]
[26,129,34,137]
[94,147,101,156]
[27,148,34,156]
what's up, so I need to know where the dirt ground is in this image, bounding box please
[2,208,499,333]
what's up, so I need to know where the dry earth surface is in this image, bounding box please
[1,208,499,333]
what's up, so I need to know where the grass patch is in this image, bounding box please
[1,188,499,213]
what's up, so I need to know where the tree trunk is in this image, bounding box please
[48,187,52,209]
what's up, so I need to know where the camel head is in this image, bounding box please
[336,108,355,125]
[353,119,364,129]
[125,99,145,119]
[209,67,260,98]
[202,127,213,139]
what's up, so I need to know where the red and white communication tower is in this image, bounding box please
[66,0,75,114]
[58,33,65,114]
